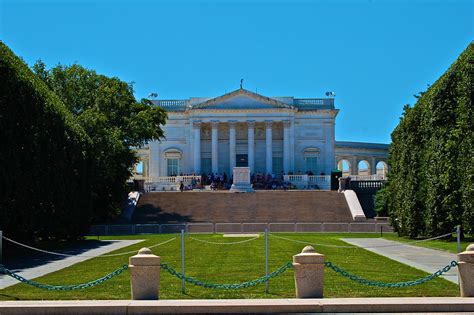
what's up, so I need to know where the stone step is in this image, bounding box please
[133,191,353,224]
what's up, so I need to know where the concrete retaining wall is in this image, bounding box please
[89,221,393,235]
[1,298,473,314]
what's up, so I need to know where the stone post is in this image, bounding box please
[458,244,474,297]
[129,247,161,300]
[293,246,325,298]
[338,177,345,192]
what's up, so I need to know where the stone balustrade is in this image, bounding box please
[283,175,331,190]
[145,176,202,191]
[156,100,188,107]
[349,174,386,181]
[294,98,334,107]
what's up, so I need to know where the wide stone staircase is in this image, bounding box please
[132,190,353,224]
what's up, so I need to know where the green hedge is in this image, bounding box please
[385,42,473,237]
[0,41,95,240]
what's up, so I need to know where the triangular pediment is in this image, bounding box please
[192,89,294,110]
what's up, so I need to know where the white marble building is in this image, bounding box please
[133,88,388,183]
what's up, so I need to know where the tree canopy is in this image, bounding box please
[0,41,167,240]
[33,61,167,225]
[383,42,473,238]
[0,41,93,240]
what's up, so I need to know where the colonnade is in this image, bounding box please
[192,120,291,175]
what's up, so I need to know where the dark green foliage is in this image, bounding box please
[0,41,94,240]
[32,61,167,225]
[384,42,473,237]
[374,186,389,217]
[0,42,167,240]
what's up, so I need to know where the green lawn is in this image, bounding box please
[0,233,459,300]
[382,233,473,254]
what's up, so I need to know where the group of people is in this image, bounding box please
[177,169,322,192]
[203,173,233,190]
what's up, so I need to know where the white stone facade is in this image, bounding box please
[133,88,388,181]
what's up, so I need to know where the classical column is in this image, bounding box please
[247,120,255,173]
[290,119,295,172]
[283,120,291,174]
[193,121,201,175]
[265,120,273,175]
[229,121,237,174]
[370,157,377,175]
[324,121,336,175]
[211,121,219,174]
[351,157,358,175]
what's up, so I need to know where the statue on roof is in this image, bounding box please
[240,79,243,89]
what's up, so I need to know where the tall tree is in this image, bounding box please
[0,41,93,240]
[33,62,167,223]
[383,42,473,238]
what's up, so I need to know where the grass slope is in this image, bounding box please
[0,233,459,300]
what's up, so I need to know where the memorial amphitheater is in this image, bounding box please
[118,87,391,234]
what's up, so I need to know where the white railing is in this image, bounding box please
[157,100,188,107]
[294,98,334,106]
[308,175,330,183]
[349,175,386,181]
[145,176,202,192]
[177,175,202,182]
[148,175,202,184]
[352,181,385,188]
[283,175,331,190]
[284,174,308,182]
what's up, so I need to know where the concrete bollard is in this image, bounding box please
[293,245,325,298]
[458,244,474,297]
[129,247,161,300]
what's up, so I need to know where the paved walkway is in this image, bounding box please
[341,238,458,284]
[0,239,143,289]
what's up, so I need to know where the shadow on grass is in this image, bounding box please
[0,293,20,300]
[2,239,121,272]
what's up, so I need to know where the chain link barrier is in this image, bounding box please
[0,259,459,291]
[0,264,128,291]
[160,261,293,289]
[2,236,176,257]
[187,235,259,245]
[324,260,458,287]
[269,231,454,249]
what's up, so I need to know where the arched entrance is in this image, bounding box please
[337,159,351,176]
[357,160,371,176]
[376,161,388,177]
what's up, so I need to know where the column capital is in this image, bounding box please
[210,120,220,128]
[282,120,291,128]
[265,120,273,128]
[228,120,237,128]
[193,120,202,128]
[247,120,256,128]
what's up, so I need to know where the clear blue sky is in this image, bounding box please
[1,0,472,144]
